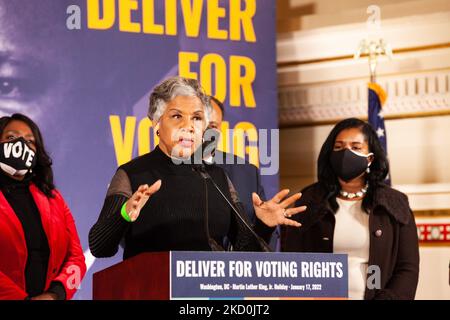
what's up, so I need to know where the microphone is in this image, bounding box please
[192,164,272,252]
[189,134,217,166]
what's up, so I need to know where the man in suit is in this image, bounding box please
[205,96,279,250]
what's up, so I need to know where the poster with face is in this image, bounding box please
[0,0,277,299]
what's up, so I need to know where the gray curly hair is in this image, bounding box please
[148,76,211,124]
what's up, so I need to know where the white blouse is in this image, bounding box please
[333,197,370,300]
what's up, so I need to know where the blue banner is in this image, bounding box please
[0,0,278,299]
[171,252,348,299]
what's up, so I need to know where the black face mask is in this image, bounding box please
[330,148,373,182]
[0,137,37,176]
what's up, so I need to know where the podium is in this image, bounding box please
[93,252,170,300]
[93,251,348,300]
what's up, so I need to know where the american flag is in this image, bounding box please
[368,82,391,185]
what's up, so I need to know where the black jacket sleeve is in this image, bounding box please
[374,209,420,300]
[88,169,132,258]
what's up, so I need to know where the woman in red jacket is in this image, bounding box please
[0,113,86,300]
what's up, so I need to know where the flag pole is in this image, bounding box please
[354,36,393,185]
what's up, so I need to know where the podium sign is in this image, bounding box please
[171,251,348,299]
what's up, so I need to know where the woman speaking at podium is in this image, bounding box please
[89,77,305,259]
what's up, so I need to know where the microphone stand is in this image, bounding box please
[193,165,272,252]
[201,174,225,251]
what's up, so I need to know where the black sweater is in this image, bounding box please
[89,146,262,260]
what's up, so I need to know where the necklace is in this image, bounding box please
[339,183,368,199]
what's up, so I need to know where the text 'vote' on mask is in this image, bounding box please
[0,137,36,176]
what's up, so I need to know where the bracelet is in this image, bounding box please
[121,202,132,222]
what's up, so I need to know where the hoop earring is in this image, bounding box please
[156,130,160,136]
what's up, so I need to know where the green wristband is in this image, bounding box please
[121,202,132,222]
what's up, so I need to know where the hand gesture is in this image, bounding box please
[253,189,306,228]
[125,180,162,222]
